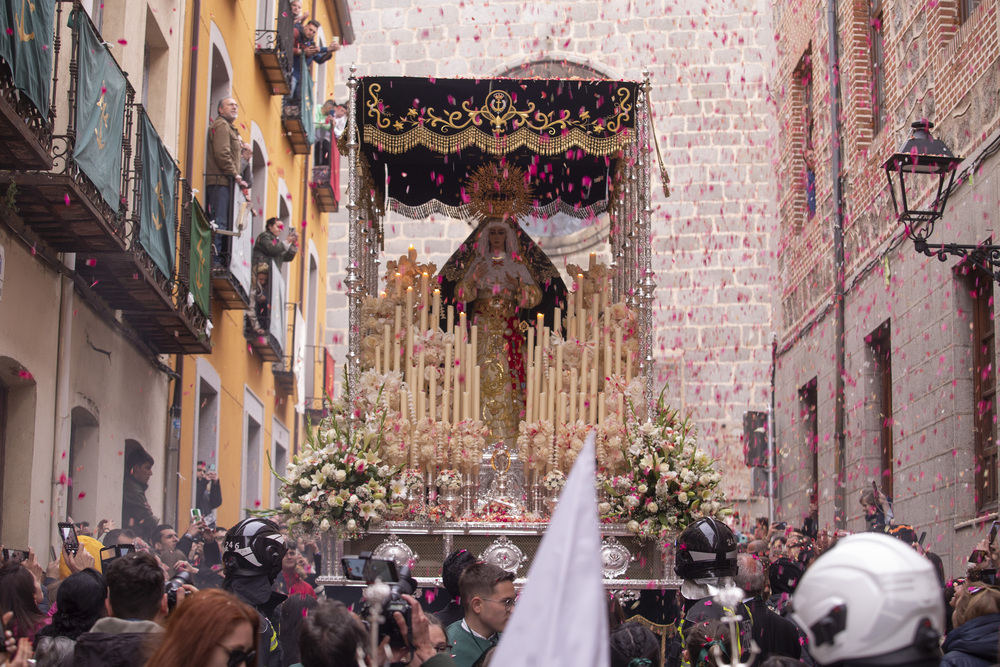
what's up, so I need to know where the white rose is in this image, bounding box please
[627,520,640,533]
[637,484,648,494]
[320,518,331,532]
[598,502,612,514]
[699,474,712,486]
[299,478,311,489]
[334,470,347,483]
[347,519,357,531]
[626,495,640,509]
[647,502,659,514]
[349,494,359,506]
[658,463,669,475]
[289,503,303,515]
[301,508,314,522]
[280,498,291,511]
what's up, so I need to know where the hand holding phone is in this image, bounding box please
[989,520,999,546]
[57,522,79,555]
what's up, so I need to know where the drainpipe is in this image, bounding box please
[768,333,777,524]
[826,0,847,529]
[50,253,75,550]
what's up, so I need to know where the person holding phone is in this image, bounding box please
[195,461,223,526]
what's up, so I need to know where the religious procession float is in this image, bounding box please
[269,69,730,599]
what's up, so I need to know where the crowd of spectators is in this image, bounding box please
[0,487,996,667]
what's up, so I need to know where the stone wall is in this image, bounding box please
[325,0,781,506]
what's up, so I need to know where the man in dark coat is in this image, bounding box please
[71,552,166,666]
[122,448,157,542]
[735,553,802,661]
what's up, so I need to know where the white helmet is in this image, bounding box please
[791,533,943,667]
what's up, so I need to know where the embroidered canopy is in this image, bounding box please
[354,76,641,221]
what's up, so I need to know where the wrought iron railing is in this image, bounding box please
[254,0,294,92]
[0,60,53,158]
[51,3,135,239]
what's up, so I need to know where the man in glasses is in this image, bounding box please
[446,562,516,667]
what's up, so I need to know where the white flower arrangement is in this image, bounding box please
[436,469,464,492]
[599,390,729,540]
[542,469,567,492]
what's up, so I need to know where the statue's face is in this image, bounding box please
[488,226,506,253]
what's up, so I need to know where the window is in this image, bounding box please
[796,53,816,221]
[0,377,6,537]
[961,0,981,23]
[196,379,219,475]
[970,271,997,512]
[271,419,289,509]
[67,408,99,523]
[867,322,893,499]
[242,389,264,517]
[306,251,319,400]
[870,0,887,135]
[800,378,819,500]
[143,9,170,133]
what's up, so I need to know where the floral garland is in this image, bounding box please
[450,419,488,474]
[516,419,555,472]
[555,421,589,471]
[598,392,729,541]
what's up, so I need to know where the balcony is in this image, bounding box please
[0,6,130,254]
[282,101,312,155]
[0,8,211,355]
[254,0,294,96]
[76,110,211,355]
[244,256,285,363]
[0,61,53,171]
[311,165,338,212]
[207,176,252,309]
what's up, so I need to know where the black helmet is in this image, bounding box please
[674,517,738,580]
[222,517,288,582]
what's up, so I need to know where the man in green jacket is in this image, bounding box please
[445,562,515,667]
[252,217,299,276]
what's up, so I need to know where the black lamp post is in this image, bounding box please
[882,120,1000,282]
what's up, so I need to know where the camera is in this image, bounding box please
[343,553,415,648]
[165,570,193,612]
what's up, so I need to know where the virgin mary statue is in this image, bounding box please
[438,164,567,446]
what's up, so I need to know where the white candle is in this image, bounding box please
[408,244,417,262]
[383,326,391,373]
[556,344,564,394]
[598,394,606,425]
[554,307,562,338]
[447,305,454,334]
[526,367,534,423]
[614,327,622,376]
[539,392,547,424]
[569,368,578,423]
[374,345,381,374]
[589,252,596,271]
[420,275,429,333]
[442,389,450,424]
[473,366,481,420]
[605,343,612,378]
[394,306,402,372]
[579,306,587,345]
[547,373,555,425]
[429,373,436,422]
[433,289,441,325]
[626,354,633,383]
[471,325,478,363]
[589,368,598,424]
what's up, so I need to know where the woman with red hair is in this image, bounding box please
[146,589,259,667]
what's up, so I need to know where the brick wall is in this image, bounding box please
[324,0,781,504]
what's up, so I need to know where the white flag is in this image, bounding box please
[491,429,609,667]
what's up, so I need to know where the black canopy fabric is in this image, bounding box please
[354,76,641,221]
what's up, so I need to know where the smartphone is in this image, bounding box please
[208,463,216,472]
[191,508,203,522]
[990,520,1000,545]
[341,556,398,583]
[100,544,135,570]
[58,521,79,554]
[2,548,28,563]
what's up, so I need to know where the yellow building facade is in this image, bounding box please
[174,0,349,530]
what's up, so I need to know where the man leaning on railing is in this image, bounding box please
[206,97,247,267]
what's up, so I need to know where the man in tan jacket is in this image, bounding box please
[206,97,246,266]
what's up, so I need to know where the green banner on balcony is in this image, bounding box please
[139,114,176,278]
[190,200,211,318]
[0,1,13,76]
[73,10,126,210]
[301,55,314,145]
[9,0,55,116]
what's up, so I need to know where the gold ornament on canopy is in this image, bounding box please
[466,162,533,224]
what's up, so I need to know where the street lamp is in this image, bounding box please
[883,120,1000,282]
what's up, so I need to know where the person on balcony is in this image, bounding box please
[206,97,247,267]
[251,262,270,335]
[287,21,337,108]
[239,141,253,201]
[252,217,299,276]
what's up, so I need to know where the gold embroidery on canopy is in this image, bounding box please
[363,83,635,156]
